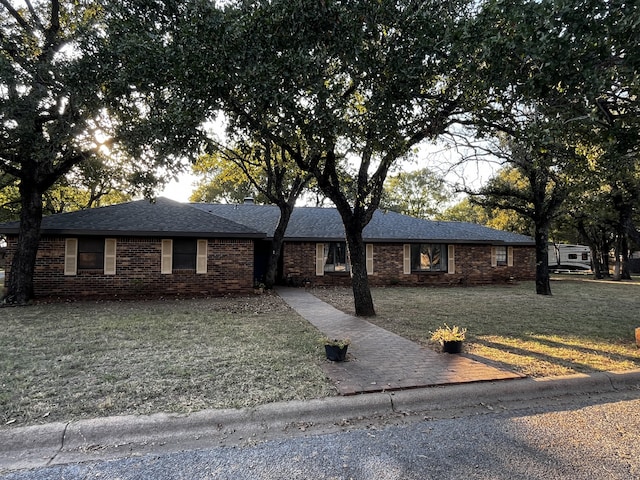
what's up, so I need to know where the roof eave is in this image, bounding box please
[3,229,266,239]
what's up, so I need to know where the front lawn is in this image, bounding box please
[0,295,334,428]
[3,276,639,429]
[314,276,640,377]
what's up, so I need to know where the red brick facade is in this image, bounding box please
[3,236,536,299]
[283,242,536,287]
[4,236,254,298]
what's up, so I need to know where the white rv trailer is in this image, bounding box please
[548,244,592,271]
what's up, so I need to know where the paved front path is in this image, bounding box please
[277,287,525,395]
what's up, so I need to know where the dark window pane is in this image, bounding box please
[78,238,104,270]
[173,239,196,270]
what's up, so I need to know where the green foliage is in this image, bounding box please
[465,0,640,257]
[440,197,490,224]
[381,168,452,219]
[0,1,109,187]
[0,157,133,221]
[190,153,264,204]
[441,195,532,236]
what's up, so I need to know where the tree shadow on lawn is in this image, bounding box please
[468,335,640,377]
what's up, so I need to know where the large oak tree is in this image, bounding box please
[0,0,211,303]
[0,1,111,302]
[173,0,478,315]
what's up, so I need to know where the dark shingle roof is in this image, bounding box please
[0,198,534,245]
[191,203,534,245]
[0,198,264,238]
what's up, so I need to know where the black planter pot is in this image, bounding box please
[442,340,463,354]
[325,344,349,361]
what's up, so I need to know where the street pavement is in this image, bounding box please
[2,387,640,479]
[1,370,639,475]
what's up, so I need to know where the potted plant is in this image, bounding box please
[430,324,467,354]
[321,337,351,361]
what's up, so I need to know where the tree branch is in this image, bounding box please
[24,0,45,32]
[0,0,31,32]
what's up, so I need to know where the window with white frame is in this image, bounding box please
[495,245,507,266]
[315,242,373,276]
[491,245,513,267]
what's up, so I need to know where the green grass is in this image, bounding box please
[0,295,335,428]
[314,276,640,377]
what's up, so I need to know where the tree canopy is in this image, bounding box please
[380,168,452,220]
[177,0,480,315]
[0,0,201,302]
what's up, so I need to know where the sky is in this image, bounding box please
[160,174,197,202]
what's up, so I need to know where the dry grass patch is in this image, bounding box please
[0,295,335,428]
[313,276,640,377]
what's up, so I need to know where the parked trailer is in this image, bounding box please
[549,244,592,271]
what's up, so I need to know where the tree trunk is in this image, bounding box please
[7,183,44,304]
[264,202,293,288]
[612,234,622,281]
[620,235,631,280]
[589,246,604,279]
[612,232,632,281]
[345,227,375,317]
[534,223,552,295]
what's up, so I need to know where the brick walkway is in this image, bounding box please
[277,287,525,395]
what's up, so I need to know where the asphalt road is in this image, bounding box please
[3,391,639,480]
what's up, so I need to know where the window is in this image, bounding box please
[315,242,373,276]
[581,252,589,261]
[161,239,208,274]
[173,238,197,270]
[78,238,104,270]
[410,244,447,272]
[323,242,350,273]
[65,238,116,275]
[491,246,514,267]
[568,253,578,260]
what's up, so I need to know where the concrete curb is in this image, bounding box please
[2,370,639,473]
[389,370,640,415]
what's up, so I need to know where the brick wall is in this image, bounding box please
[283,242,536,287]
[4,236,536,298]
[4,236,254,298]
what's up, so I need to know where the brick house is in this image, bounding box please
[195,200,536,288]
[0,197,535,299]
[1,198,264,298]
